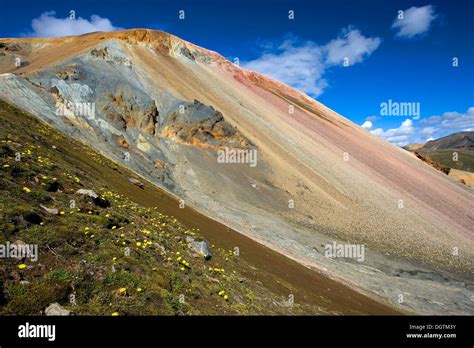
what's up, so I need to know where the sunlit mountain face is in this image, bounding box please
[0,1,473,324]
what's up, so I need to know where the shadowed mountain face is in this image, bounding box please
[423,131,474,151]
[0,29,473,314]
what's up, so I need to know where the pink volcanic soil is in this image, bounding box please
[229,66,473,241]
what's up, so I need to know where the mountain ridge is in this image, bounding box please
[423,131,474,151]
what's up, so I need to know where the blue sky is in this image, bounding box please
[0,0,473,145]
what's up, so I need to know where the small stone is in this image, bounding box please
[128,177,145,189]
[190,240,212,260]
[40,204,58,215]
[44,303,70,316]
[76,189,98,199]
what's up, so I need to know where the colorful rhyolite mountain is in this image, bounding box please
[0,29,473,314]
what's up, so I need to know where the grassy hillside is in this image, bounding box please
[416,149,474,173]
[0,99,308,315]
[405,132,474,173]
[0,99,399,315]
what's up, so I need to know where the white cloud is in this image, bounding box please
[243,28,380,97]
[324,29,381,66]
[392,5,437,38]
[367,107,474,146]
[370,119,415,146]
[27,11,121,38]
[361,121,373,129]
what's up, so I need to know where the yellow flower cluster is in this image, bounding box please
[209,267,225,273]
[218,290,229,301]
[136,238,152,249]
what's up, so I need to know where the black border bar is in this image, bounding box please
[0,315,472,346]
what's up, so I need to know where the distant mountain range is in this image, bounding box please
[423,131,474,151]
[404,131,474,173]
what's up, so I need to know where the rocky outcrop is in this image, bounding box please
[99,91,158,135]
[56,65,79,81]
[114,134,130,148]
[414,152,451,175]
[160,100,252,150]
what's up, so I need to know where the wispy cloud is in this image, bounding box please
[243,28,381,97]
[365,115,380,122]
[243,39,327,97]
[392,5,437,38]
[26,11,121,38]
[419,107,474,135]
[363,107,474,146]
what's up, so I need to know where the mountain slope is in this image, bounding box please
[0,29,473,314]
[0,99,401,315]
